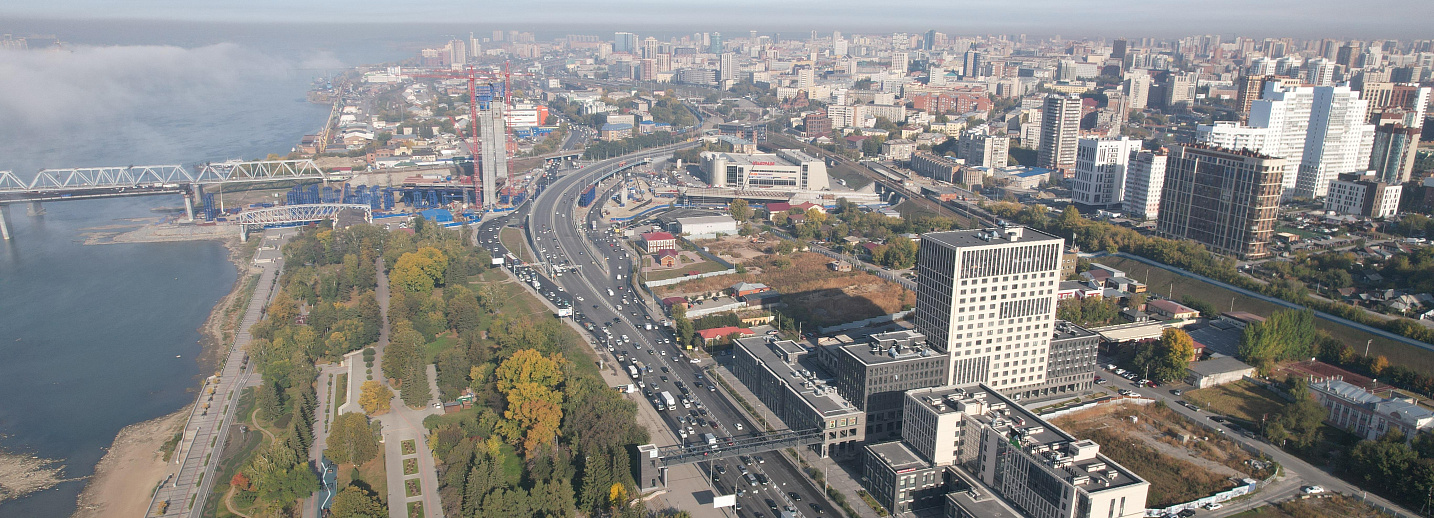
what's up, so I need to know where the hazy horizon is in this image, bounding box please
[2,0,1433,41]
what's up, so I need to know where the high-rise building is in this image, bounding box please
[962,51,982,79]
[833,38,848,57]
[718,52,735,85]
[1369,124,1421,184]
[1304,58,1335,86]
[1123,149,1169,220]
[613,32,637,54]
[1157,145,1283,259]
[1295,85,1374,198]
[1248,82,1315,195]
[1038,94,1082,174]
[924,30,937,50]
[641,37,659,59]
[1112,38,1128,60]
[956,130,1009,169]
[913,226,1066,395]
[891,52,909,73]
[708,32,723,54]
[1071,137,1140,207]
[1235,75,1270,119]
[1123,70,1151,110]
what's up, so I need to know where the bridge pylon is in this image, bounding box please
[0,204,10,240]
[26,201,44,216]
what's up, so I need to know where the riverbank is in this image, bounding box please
[70,230,258,517]
[70,407,188,518]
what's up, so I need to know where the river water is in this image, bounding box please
[0,20,421,517]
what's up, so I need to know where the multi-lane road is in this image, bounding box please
[475,147,839,517]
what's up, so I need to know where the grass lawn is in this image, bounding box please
[645,259,728,281]
[408,501,425,518]
[336,454,388,505]
[1184,380,1289,425]
[1095,256,1434,374]
[335,373,349,410]
[499,228,535,263]
[404,478,422,497]
[423,332,456,363]
[403,457,419,475]
[401,439,417,455]
[1231,495,1386,518]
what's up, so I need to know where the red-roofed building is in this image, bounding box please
[1146,299,1200,320]
[641,231,678,252]
[655,248,680,267]
[697,326,756,342]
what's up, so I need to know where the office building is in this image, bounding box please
[731,336,866,456]
[715,121,767,143]
[1361,83,1430,127]
[1123,149,1168,221]
[819,330,950,440]
[804,113,833,138]
[863,384,1150,517]
[914,226,1066,398]
[962,51,983,78]
[1311,378,1434,442]
[957,130,1009,169]
[1038,94,1082,174]
[1325,171,1402,218]
[1294,85,1375,198]
[1156,145,1283,259]
[699,149,831,191]
[708,32,722,54]
[1070,137,1139,208]
[910,151,964,184]
[1304,58,1335,86]
[1369,124,1421,184]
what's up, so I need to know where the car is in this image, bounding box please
[766,499,779,511]
[1170,389,1183,396]
[735,422,743,430]
[1204,503,1223,510]
[809,503,824,514]
[660,376,669,383]
[1177,509,1197,518]
[788,492,802,501]
[754,455,764,464]
[1301,485,1326,494]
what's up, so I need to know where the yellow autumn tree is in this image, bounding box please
[389,247,448,294]
[358,380,392,415]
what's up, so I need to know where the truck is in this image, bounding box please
[591,220,599,231]
[660,391,676,410]
[704,433,718,449]
[627,365,639,378]
[607,288,615,297]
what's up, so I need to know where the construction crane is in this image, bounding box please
[406,64,504,208]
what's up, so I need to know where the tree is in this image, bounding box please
[728,199,752,223]
[326,412,379,465]
[1152,328,1195,382]
[358,380,392,415]
[330,484,385,518]
[390,247,449,294]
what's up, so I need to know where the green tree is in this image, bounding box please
[1152,328,1195,382]
[728,199,752,223]
[325,412,379,465]
[330,484,385,517]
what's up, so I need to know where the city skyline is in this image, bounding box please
[1,0,1432,39]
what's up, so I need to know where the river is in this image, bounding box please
[0,20,420,517]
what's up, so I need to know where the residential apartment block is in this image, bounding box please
[1156,145,1283,259]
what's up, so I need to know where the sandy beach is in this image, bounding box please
[70,408,189,518]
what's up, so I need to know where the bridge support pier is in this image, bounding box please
[183,192,195,223]
[238,224,248,243]
[26,200,44,217]
[0,205,11,240]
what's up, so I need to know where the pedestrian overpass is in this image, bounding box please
[633,428,825,491]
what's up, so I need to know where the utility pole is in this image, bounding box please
[1365,339,1373,357]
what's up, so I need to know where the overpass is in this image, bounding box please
[633,428,824,490]
[0,159,331,240]
[231,203,372,241]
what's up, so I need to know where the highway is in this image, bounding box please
[475,147,840,518]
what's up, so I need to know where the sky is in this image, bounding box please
[2,0,1432,39]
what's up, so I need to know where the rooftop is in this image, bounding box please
[836,330,945,366]
[1188,356,1255,377]
[866,440,929,472]
[910,384,1147,492]
[921,225,1062,249]
[1051,320,1098,342]
[735,335,862,417]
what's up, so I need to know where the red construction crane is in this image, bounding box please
[407,64,502,206]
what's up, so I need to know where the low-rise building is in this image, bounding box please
[731,336,866,456]
[674,214,738,237]
[883,139,918,162]
[640,231,678,252]
[1325,171,1402,218]
[1145,299,1200,321]
[1184,356,1255,388]
[1311,378,1434,441]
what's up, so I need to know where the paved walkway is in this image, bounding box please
[147,230,290,518]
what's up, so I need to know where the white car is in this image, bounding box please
[734,423,743,430]
[1301,486,1325,495]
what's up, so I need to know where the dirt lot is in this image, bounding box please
[1052,402,1271,507]
[695,234,772,264]
[1184,380,1290,425]
[656,252,914,327]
